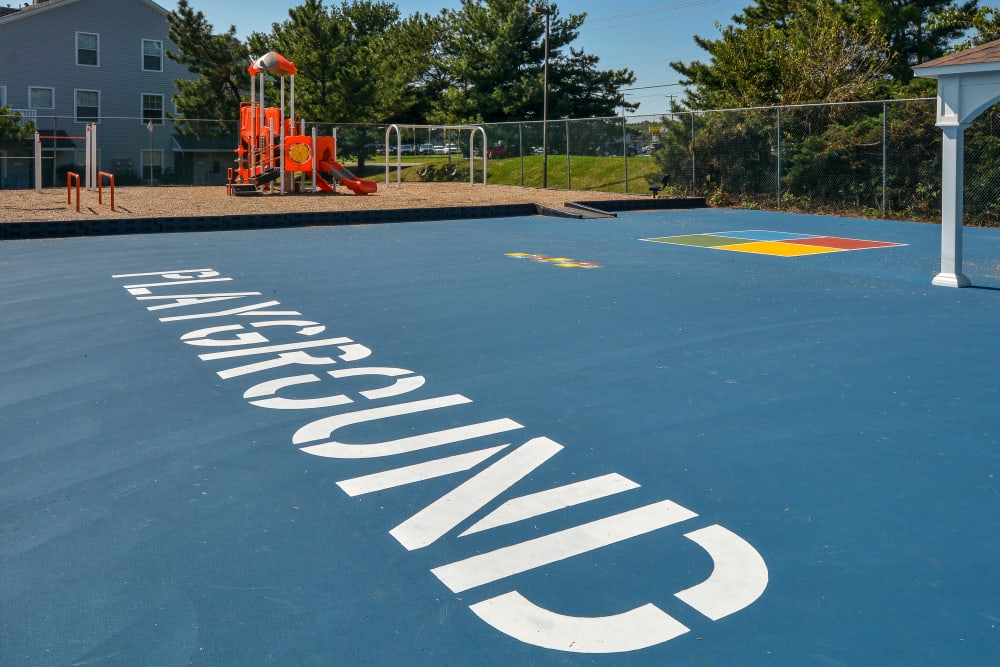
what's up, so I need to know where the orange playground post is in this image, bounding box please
[98,171,116,212]
[66,172,81,212]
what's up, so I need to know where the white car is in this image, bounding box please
[379,143,415,155]
[435,143,461,154]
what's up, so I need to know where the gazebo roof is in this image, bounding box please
[913,38,1000,76]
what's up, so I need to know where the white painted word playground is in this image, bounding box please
[112,267,769,655]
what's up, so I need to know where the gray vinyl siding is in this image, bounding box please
[0,0,196,181]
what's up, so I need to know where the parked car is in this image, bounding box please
[643,142,664,154]
[597,142,638,157]
[487,142,508,159]
[417,143,436,155]
[382,143,415,155]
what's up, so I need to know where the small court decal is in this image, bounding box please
[641,230,905,257]
[506,252,600,268]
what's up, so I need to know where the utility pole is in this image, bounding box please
[530,3,551,188]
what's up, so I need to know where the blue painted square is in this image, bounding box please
[712,229,819,241]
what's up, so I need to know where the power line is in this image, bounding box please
[620,83,685,92]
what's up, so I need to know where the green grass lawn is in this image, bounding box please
[362,154,664,195]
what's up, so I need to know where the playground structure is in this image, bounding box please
[229,51,377,197]
[34,123,98,193]
[64,169,116,214]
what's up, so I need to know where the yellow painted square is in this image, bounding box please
[715,241,843,257]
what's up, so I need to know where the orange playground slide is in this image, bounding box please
[319,160,378,195]
[313,136,376,195]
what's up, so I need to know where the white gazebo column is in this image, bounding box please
[912,51,1000,288]
[932,123,972,287]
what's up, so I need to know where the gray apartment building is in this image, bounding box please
[0,0,230,187]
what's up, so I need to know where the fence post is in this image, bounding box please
[34,131,41,193]
[690,112,696,194]
[622,115,629,194]
[776,107,782,208]
[565,120,571,190]
[882,102,888,217]
[519,123,524,187]
[85,124,91,190]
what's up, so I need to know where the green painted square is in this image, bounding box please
[644,234,756,248]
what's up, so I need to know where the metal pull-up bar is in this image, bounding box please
[34,124,97,193]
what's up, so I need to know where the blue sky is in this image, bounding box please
[182,0,747,117]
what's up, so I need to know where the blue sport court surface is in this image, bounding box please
[2,207,999,665]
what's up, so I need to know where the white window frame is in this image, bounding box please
[141,93,164,124]
[74,89,100,123]
[141,39,163,72]
[29,86,54,109]
[76,32,100,67]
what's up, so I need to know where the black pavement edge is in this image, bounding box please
[0,197,705,240]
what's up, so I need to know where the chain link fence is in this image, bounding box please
[4,98,1000,226]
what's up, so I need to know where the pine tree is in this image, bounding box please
[431,0,635,123]
[166,0,250,137]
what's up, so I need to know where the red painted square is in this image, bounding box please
[782,236,902,250]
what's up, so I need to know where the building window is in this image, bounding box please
[75,90,100,122]
[142,39,162,72]
[0,86,6,107]
[142,149,162,182]
[142,94,164,124]
[77,32,99,67]
[29,86,54,109]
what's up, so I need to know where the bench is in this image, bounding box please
[649,174,670,198]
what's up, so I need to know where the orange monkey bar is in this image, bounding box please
[66,172,81,212]
[98,171,115,212]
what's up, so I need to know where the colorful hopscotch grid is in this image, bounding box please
[641,230,905,257]
[506,252,601,268]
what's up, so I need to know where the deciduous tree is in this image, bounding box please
[672,0,890,109]
[0,106,36,142]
